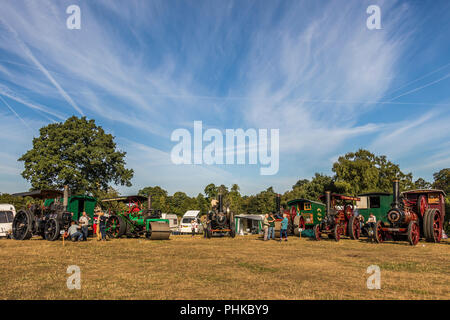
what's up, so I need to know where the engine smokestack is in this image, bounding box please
[325,191,331,215]
[392,179,400,209]
[218,193,223,213]
[148,195,152,210]
[276,194,281,214]
[63,185,69,210]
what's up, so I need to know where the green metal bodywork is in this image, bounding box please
[356,193,392,225]
[287,199,326,227]
[44,195,97,223]
[102,196,169,237]
[117,211,169,234]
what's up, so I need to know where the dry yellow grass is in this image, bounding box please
[0,235,449,300]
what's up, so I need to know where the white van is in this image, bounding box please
[161,213,179,233]
[0,204,16,238]
[179,210,201,234]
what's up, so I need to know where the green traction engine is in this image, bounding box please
[102,195,170,240]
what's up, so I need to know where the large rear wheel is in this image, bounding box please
[423,209,442,243]
[374,221,384,243]
[44,218,61,241]
[12,210,33,240]
[106,215,126,238]
[348,216,361,240]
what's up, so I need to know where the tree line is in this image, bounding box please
[0,116,448,233]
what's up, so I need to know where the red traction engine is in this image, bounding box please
[314,191,361,241]
[376,180,446,245]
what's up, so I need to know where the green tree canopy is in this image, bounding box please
[432,168,450,194]
[138,186,169,210]
[332,149,413,195]
[19,116,133,195]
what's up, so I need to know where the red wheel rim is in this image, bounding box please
[419,196,427,216]
[353,218,360,239]
[411,223,420,245]
[376,223,384,243]
[433,212,442,242]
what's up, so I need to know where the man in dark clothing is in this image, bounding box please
[268,213,276,240]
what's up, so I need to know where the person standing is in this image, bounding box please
[263,213,269,241]
[268,212,275,240]
[201,216,208,238]
[79,211,90,241]
[191,218,197,237]
[280,213,289,241]
[98,210,107,241]
[367,213,376,229]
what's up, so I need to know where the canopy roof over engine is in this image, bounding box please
[101,195,148,203]
[318,193,360,201]
[287,198,325,207]
[12,189,64,199]
[402,189,446,196]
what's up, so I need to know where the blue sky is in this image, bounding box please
[0,0,449,196]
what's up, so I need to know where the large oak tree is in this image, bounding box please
[19,116,134,195]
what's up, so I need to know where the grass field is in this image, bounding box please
[1,235,449,300]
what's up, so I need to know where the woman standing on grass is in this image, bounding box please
[280,213,289,242]
[98,210,108,241]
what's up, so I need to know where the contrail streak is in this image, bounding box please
[388,72,450,102]
[0,18,84,116]
[0,95,33,131]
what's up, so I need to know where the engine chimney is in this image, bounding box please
[325,191,331,215]
[63,185,69,210]
[392,179,400,209]
[218,193,223,213]
[276,194,281,214]
[147,195,152,210]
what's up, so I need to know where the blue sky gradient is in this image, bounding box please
[0,0,449,196]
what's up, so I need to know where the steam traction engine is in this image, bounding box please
[11,187,74,241]
[206,194,236,238]
[102,195,170,240]
[375,180,446,245]
[314,192,361,241]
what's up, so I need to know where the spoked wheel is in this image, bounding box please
[423,209,442,243]
[374,221,384,243]
[44,218,61,241]
[407,221,420,246]
[206,224,212,238]
[314,224,321,241]
[229,221,236,238]
[348,216,361,240]
[106,215,126,238]
[417,195,427,217]
[12,210,33,240]
[333,225,341,242]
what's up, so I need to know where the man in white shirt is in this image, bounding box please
[79,211,90,241]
